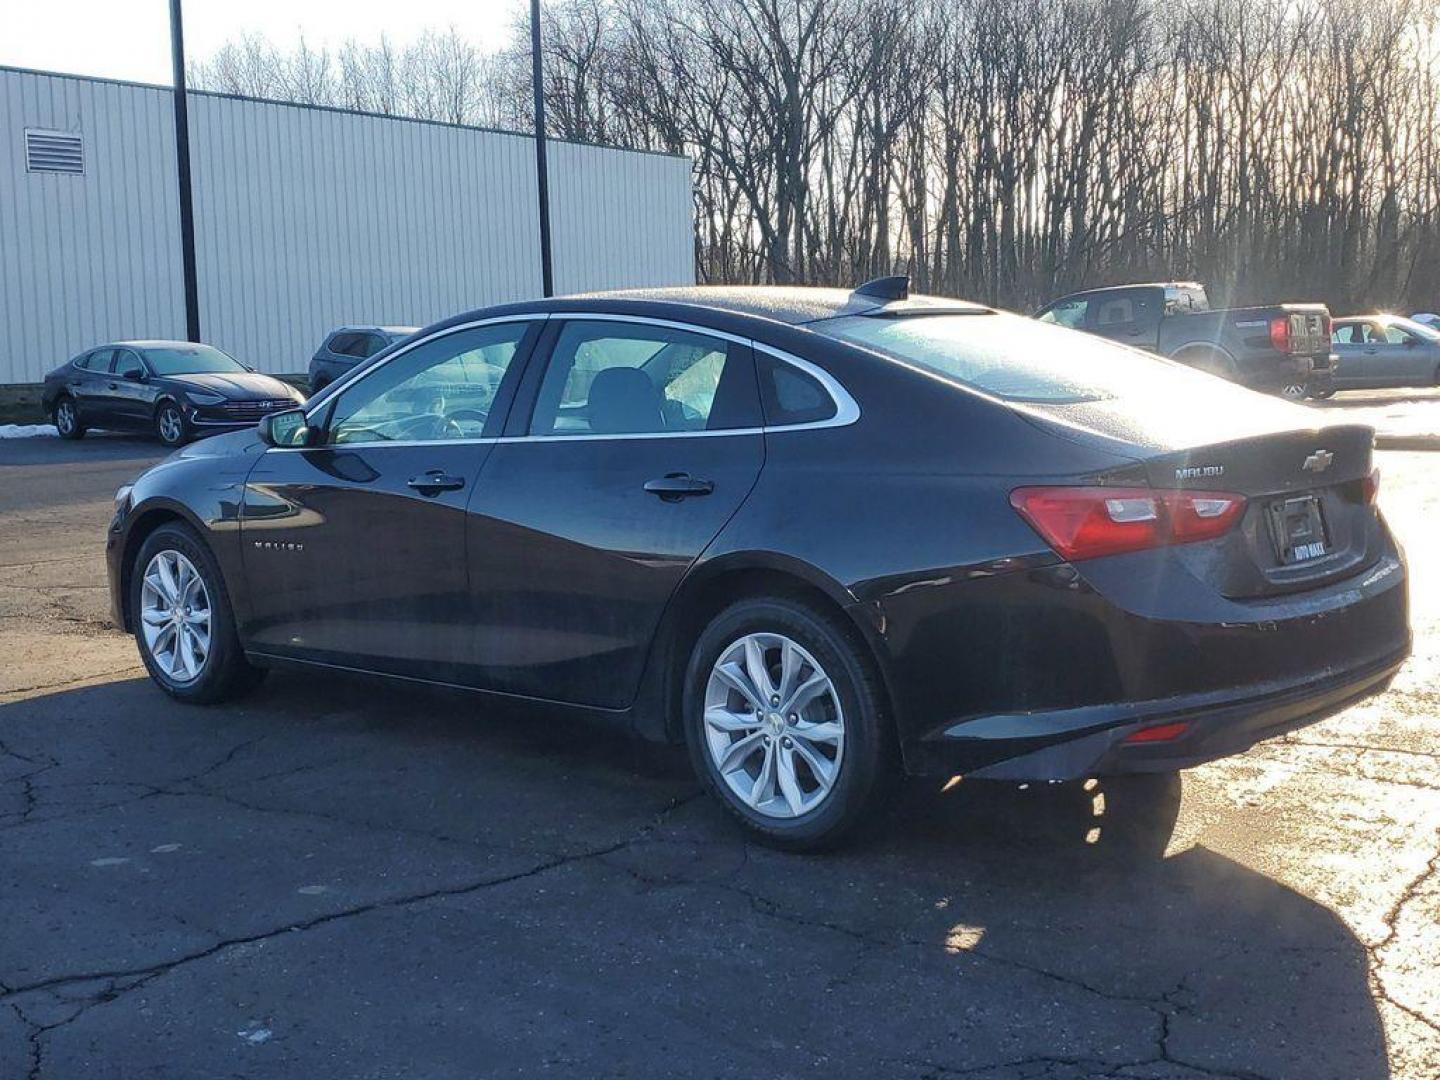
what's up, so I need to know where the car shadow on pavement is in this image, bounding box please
[0,672,1392,1079]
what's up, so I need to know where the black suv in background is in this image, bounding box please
[307,325,417,394]
[1036,282,1334,398]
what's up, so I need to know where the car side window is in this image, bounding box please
[79,349,113,371]
[1332,324,1356,344]
[757,355,836,426]
[328,332,361,357]
[114,350,145,378]
[528,321,756,436]
[1383,325,1413,345]
[1038,298,1088,329]
[359,333,388,358]
[325,323,530,445]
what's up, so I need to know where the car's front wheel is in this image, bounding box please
[131,522,265,703]
[155,402,189,447]
[683,597,896,851]
[54,396,85,439]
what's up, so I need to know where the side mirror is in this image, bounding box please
[122,368,145,382]
[258,408,313,448]
[1403,336,1418,348]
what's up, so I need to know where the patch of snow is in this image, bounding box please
[0,424,58,439]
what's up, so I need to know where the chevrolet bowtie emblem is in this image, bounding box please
[1302,449,1334,473]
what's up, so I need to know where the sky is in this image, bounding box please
[0,0,527,86]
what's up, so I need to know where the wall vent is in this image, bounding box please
[25,129,84,175]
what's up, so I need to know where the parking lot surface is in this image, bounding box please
[1,423,1437,1079]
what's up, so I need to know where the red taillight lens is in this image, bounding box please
[1009,486,1248,561]
[1269,315,1291,353]
[1364,466,1380,506]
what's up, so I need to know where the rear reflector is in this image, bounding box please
[1010,486,1248,561]
[1123,722,1190,744]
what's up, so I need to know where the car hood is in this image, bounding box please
[163,372,299,401]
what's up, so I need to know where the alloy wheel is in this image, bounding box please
[1281,383,1307,399]
[158,407,183,444]
[139,549,212,683]
[55,400,75,434]
[703,632,845,819]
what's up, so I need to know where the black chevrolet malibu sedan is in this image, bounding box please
[104,280,1411,849]
[42,340,305,447]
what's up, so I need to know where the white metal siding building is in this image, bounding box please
[0,67,695,385]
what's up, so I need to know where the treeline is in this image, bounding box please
[191,0,1440,311]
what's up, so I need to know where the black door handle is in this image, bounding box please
[644,473,714,501]
[407,471,465,495]
[108,382,119,389]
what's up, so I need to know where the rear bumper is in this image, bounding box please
[903,545,1409,780]
[950,644,1407,781]
[1246,352,1332,393]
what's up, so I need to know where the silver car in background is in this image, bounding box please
[1326,314,1440,394]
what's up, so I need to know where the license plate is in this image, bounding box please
[1267,495,1329,563]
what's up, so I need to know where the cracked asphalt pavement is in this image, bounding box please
[0,431,1436,1079]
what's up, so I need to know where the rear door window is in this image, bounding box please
[528,321,758,436]
[328,333,362,357]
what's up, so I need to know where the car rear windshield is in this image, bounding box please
[814,311,1199,403]
[144,345,246,375]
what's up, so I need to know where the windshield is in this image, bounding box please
[143,344,247,375]
[815,311,1207,403]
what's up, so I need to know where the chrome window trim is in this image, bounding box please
[279,309,860,452]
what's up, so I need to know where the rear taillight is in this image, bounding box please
[1269,315,1291,353]
[1010,486,1248,561]
[1364,466,1380,506]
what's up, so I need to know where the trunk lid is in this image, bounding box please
[1015,387,1381,598]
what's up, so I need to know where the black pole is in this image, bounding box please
[170,0,201,342]
[530,0,554,298]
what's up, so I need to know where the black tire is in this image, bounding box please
[53,396,85,440]
[1307,386,1336,400]
[682,596,897,852]
[130,522,266,704]
[155,401,189,447]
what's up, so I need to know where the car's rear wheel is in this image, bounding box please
[155,402,189,447]
[1180,349,1238,382]
[131,522,265,703]
[683,597,896,851]
[54,396,85,439]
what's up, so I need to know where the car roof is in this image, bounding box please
[515,285,988,326]
[1057,281,1205,298]
[106,340,200,349]
[329,325,419,335]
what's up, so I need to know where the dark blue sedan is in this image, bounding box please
[41,341,304,447]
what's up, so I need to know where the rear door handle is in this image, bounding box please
[407,470,465,495]
[644,473,714,501]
